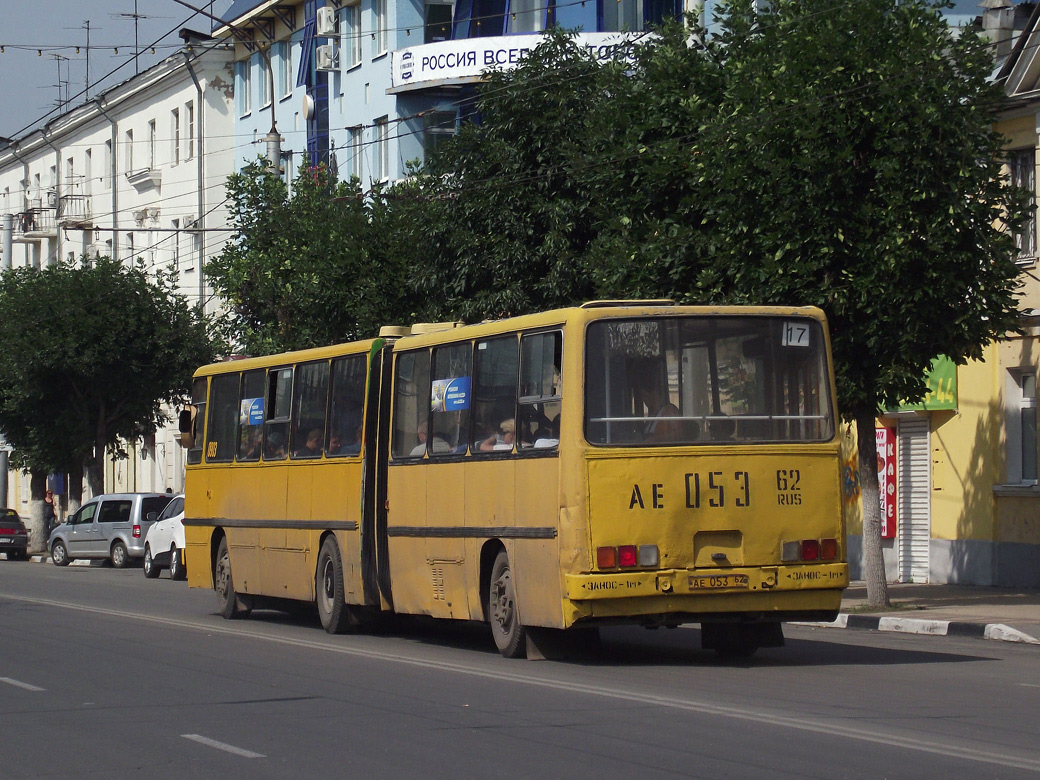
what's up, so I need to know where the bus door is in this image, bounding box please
[362,341,395,611]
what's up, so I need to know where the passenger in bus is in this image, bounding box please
[637,373,683,443]
[334,423,365,456]
[533,415,560,448]
[264,431,287,459]
[409,421,429,457]
[295,428,323,458]
[480,418,515,452]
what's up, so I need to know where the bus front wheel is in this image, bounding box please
[489,550,526,658]
[215,537,251,619]
[316,537,355,634]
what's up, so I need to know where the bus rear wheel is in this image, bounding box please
[489,550,526,658]
[215,537,251,619]
[316,537,355,634]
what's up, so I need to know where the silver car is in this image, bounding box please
[48,493,173,568]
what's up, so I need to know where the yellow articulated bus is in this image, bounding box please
[181,301,848,658]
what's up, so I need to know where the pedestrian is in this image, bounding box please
[43,489,57,534]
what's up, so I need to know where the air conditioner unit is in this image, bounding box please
[315,44,338,71]
[316,6,337,36]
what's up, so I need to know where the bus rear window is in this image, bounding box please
[584,317,834,446]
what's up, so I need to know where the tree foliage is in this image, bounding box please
[207,160,415,354]
[0,258,217,510]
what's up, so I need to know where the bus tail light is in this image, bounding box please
[597,545,659,569]
[782,538,839,562]
[820,538,838,560]
[638,545,659,567]
[801,539,819,561]
[618,545,637,567]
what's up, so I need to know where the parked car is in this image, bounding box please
[0,508,29,560]
[48,493,173,568]
[143,494,186,580]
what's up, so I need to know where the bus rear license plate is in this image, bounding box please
[689,574,749,590]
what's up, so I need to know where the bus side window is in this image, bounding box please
[392,350,431,459]
[264,367,293,460]
[205,373,240,463]
[472,336,519,454]
[327,355,367,457]
[519,331,562,450]
[237,369,266,462]
[429,343,471,456]
[186,377,207,465]
[290,360,330,459]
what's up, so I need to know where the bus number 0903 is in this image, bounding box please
[685,471,751,509]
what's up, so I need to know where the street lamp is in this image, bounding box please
[172,0,281,174]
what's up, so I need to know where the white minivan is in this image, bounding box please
[142,494,186,580]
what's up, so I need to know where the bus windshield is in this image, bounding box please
[584,315,834,446]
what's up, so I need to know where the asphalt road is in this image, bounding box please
[1,560,1037,780]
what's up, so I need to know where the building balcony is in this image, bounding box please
[126,167,162,190]
[14,207,57,241]
[58,194,93,229]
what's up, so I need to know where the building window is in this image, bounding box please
[84,148,92,196]
[172,219,180,270]
[148,120,157,169]
[424,111,456,158]
[346,127,362,181]
[124,130,134,172]
[186,102,195,160]
[505,0,543,33]
[104,140,112,187]
[425,1,452,41]
[374,0,388,54]
[1007,370,1038,484]
[373,117,389,183]
[343,4,362,68]
[1010,148,1036,260]
[65,157,75,189]
[276,42,292,98]
[236,60,252,116]
[171,108,180,165]
[258,52,272,108]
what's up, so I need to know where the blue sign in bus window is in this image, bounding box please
[240,397,264,425]
[431,377,471,411]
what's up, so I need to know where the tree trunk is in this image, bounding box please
[27,470,48,555]
[67,462,84,514]
[85,448,105,499]
[856,412,890,608]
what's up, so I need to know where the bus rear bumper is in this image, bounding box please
[562,563,848,625]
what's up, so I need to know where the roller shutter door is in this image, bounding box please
[897,417,931,583]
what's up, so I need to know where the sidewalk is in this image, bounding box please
[813,581,1040,645]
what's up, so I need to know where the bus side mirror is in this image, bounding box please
[178,407,197,449]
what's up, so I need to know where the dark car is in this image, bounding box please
[0,508,29,561]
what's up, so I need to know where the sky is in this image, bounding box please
[0,0,997,141]
[0,1,232,141]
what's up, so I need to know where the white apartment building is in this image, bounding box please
[0,31,235,512]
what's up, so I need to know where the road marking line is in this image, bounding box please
[5,593,1039,774]
[0,677,45,692]
[181,734,265,759]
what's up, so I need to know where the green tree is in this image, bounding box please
[208,160,414,354]
[403,31,620,321]
[406,4,1023,606]
[0,258,216,549]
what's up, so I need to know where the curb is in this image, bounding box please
[27,554,95,567]
[792,614,1040,645]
